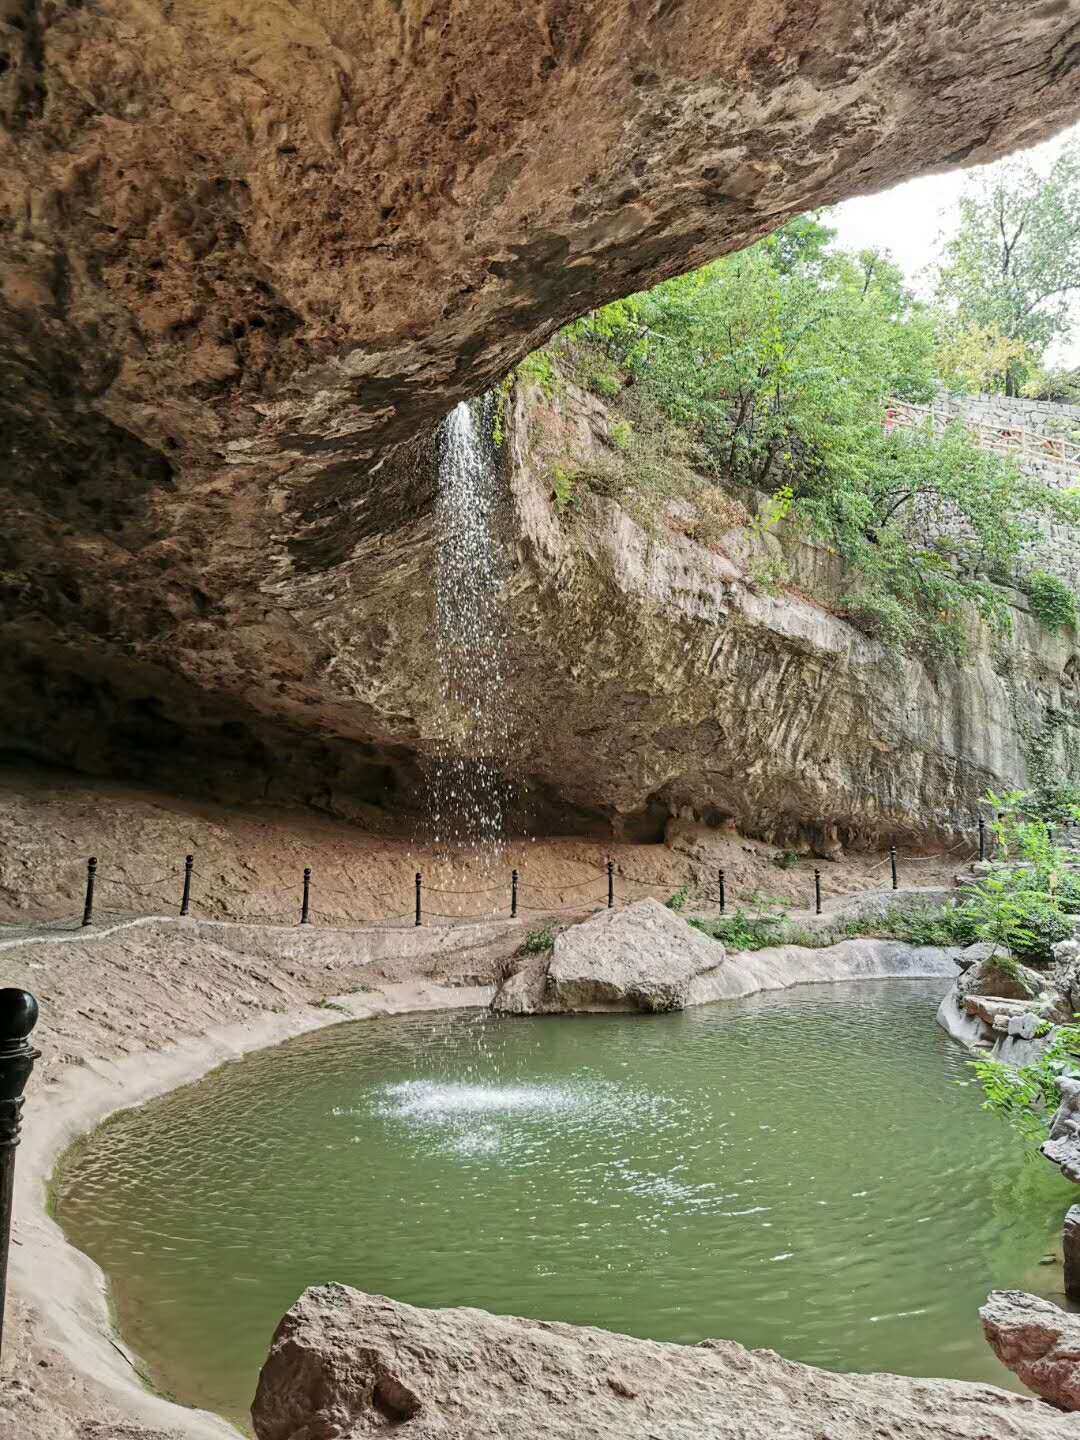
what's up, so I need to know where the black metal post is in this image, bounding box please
[511,869,518,918]
[300,867,311,925]
[0,988,39,1361]
[81,857,96,927]
[718,868,726,915]
[607,859,614,909]
[415,872,422,927]
[180,854,193,916]
[814,869,822,915]
[890,845,898,891]
[978,816,985,861]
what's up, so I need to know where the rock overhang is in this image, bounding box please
[3,0,1080,821]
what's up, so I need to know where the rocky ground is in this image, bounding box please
[251,1285,1080,1440]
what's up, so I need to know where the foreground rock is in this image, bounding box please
[253,1284,1076,1439]
[981,1290,1080,1411]
[935,948,1057,1059]
[494,898,725,1013]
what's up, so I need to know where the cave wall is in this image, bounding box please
[2,1,1080,830]
[494,380,1080,844]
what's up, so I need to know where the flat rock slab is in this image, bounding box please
[494,898,726,1014]
[981,1289,1080,1410]
[253,1284,1078,1440]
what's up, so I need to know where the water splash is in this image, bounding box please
[378,1080,582,1121]
[428,394,511,854]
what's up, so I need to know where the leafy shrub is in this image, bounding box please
[958,873,1071,963]
[576,353,624,398]
[517,351,558,397]
[771,850,801,870]
[518,212,1080,660]
[550,464,576,514]
[690,910,784,951]
[608,419,634,451]
[665,885,690,913]
[519,923,556,955]
[1019,778,1080,826]
[971,1024,1080,1145]
[1024,570,1078,631]
[870,905,978,947]
[961,799,1080,962]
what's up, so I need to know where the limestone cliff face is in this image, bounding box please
[2,1,1080,822]
[154,376,1078,844]
[495,382,1079,843]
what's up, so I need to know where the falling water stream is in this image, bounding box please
[427,395,512,854]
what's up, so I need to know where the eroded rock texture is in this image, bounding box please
[981,1289,1080,1411]
[252,1283,1078,1439]
[3,2,1080,824]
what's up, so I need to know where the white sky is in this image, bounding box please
[827,120,1080,366]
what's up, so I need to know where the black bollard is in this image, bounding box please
[511,869,518,919]
[300,868,311,925]
[0,988,39,1360]
[81,857,97,927]
[978,815,985,861]
[607,859,614,909]
[180,854,194,916]
[814,869,822,916]
[415,872,422,927]
[890,845,898,891]
[718,868,726,915]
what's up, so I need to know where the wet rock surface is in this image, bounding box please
[252,1283,1078,1439]
[981,1290,1080,1411]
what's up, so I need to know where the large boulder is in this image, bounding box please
[1042,1076,1080,1184]
[1055,939,1080,1020]
[981,1290,1080,1411]
[252,1284,1077,1439]
[956,953,1047,1003]
[494,898,725,1014]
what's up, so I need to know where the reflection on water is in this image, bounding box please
[54,981,1073,1427]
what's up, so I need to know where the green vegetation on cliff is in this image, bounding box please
[521,216,1079,659]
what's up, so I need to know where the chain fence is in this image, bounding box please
[1,814,1038,935]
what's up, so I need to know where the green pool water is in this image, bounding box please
[54,979,1074,1428]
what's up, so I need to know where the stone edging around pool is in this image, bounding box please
[15,934,959,1440]
[15,978,497,1440]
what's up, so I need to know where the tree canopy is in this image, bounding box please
[526,215,1079,658]
[932,141,1080,394]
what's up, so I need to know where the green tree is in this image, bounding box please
[540,219,1079,656]
[933,142,1080,394]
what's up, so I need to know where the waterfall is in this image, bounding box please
[429,393,510,851]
